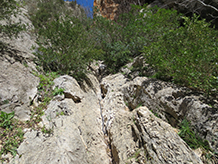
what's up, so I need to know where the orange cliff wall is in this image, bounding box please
[93,0,147,20]
[93,0,119,20]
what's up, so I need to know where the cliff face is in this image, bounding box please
[94,0,146,20]
[94,0,119,20]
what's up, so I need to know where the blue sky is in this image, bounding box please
[67,0,94,11]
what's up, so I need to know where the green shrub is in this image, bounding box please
[91,5,182,73]
[30,0,65,29]
[34,16,101,80]
[143,14,218,95]
[0,0,25,49]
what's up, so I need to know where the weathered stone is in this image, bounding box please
[101,73,218,153]
[99,74,204,163]
[12,75,111,164]
[0,5,39,121]
[0,50,39,121]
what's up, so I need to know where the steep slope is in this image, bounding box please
[0,1,217,164]
[11,74,204,164]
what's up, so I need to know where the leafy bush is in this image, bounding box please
[28,0,86,33]
[143,14,218,95]
[34,16,101,80]
[30,0,65,30]
[91,5,182,73]
[31,1,218,96]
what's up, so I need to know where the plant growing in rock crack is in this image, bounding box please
[41,125,53,135]
[53,87,65,96]
[0,112,25,161]
[27,72,58,129]
[150,109,160,118]
[178,119,211,151]
[56,111,65,117]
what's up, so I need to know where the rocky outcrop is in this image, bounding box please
[100,73,218,154]
[10,73,208,163]
[1,2,217,164]
[12,74,110,164]
[0,6,39,121]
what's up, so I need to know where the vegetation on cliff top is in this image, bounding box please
[29,1,218,97]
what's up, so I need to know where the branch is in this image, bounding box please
[196,0,218,12]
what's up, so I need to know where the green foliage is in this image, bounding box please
[178,119,211,151]
[0,116,24,160]
[41,125,53,135]
[53,87,64,96]
[0,127,24,158]
[0,0,25,49]
[0,111,14,129]
[29,0,85,34]
[143,14,218,96]
[28,72,58,126]
[34,16,101,80]
[29,0,65,29]
[31,2,218,96]
[91,5,181,73]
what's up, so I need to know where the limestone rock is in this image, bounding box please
[101,73,218,153]
[12,75,111,164]
[0,6,39,121]
[107,106,203,163]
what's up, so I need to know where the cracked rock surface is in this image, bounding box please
[9,73,208,164]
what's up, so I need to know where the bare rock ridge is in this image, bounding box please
[94,0,218,27]
[1,2,218,164]
[11,74,204,164]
